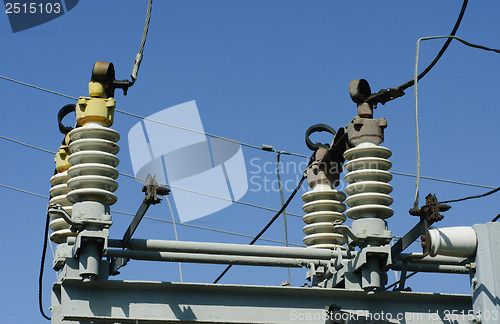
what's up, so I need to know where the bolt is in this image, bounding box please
[466,262,476,270]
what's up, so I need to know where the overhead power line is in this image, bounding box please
[439,185,500,205]
[0,182,304,247]
[413,35,500,207]
[390,171,496,190]
[115,108,308,158]
[130,0,153,82]
[366,0,468,105]
[0,133,496,194]
[113,210,305,247]
[0,133,305,218]
[0,74,308,158]
[0,75,78,100]
[398,0,468,91]
[118,172,303,219]
[214,175,306,284]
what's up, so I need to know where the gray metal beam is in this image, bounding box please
[470,222,500,323]
[106,249,327,268]
[108,238,352,260]
[55,280,472,323]
[397,253,468,265]
[391,261,470,274]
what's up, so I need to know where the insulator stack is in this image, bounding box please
[66,124,120,206]
[302,182,347,249]
[48,142,75,244]
[343,142,393,220]
[49,171,75,243]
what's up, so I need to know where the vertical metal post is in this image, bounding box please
[470,222,500,323]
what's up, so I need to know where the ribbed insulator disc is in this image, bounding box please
[67,188,117,205]
[302,183,347,249]
[69,138,119,155]
[345,181,392,196]
[344,142,393,220]
[49,183,69,198]
[48,170,75,243]
[69,125,120,142]
[68,151,119,167]
[67,125,120,206]
[67,175,118,192]
[68,163,119,179]
[50,172,70,186]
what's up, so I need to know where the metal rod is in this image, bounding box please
[122,201,150,247]
[397,253,467,265]
[106,249,328,268]
[108,238,354,260]
[390,261,469,274]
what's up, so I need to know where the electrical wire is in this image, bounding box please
[213,174,306,284]
[1,133,497,215]
[0,133,495,205]
[390,171,496,190]
[366,0,468,105]
[0,75,78,100]
[118,172,304,218]
[131,0,152,82]
[385,271,418,291]
[0,183,50,199]
[397,0,468,92]
[0,182,304,247]
[439,186,500,205]
[492,213,500,223]
[39,210,51,320]
[0,74,309,159]
[0,133,305,218]
[166,196,183,282]
[0,135,56,154]
[413,35,500,207]
[112,210,306,247]
[115,108,308,158]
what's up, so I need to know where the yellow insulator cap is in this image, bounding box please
[89,81,106,98]
[76,96,115,127]
[55,145,71,173]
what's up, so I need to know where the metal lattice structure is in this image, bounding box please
[46,68,500,323]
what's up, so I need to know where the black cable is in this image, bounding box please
[492,213,500,223]
[39,210,51,320]
[398,0,468,91]
[213,174,307,284]
[368,0,468,105]
[385,271,418,291]
[440,186,500,205]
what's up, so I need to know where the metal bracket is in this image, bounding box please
[48,204,113,231]
[391,194,451,258]
[305,125,348,188]
[91,61,134,97]
[110,174,170,275]
[335,224,392,248]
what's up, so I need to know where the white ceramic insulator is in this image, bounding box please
[49,171,76,243]
[302,183,347,249]
[344,142,394,220]
[428,226,477,258]
[67,124,120,206]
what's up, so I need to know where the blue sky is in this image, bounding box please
[1,1,499,322]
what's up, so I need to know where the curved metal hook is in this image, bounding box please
[305,124,337,151]
[57,104,76,135]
